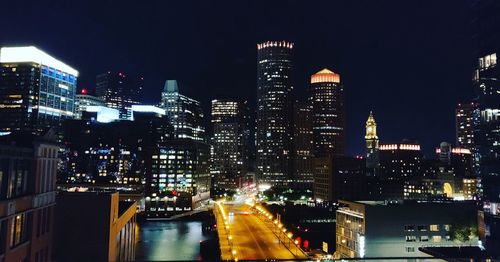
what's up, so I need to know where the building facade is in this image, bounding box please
[310,68,344,157]
[74,89,105,119]
[55,192,137,261]
[145,140,210,217]
[95,71,143,120]
[256,41,294,186]
[0,130,59,262]
[336,200,478,259]
[210,99,250,194]
[292,101,314,188]
[159,80,205,142]
[0,46,78,134]
[456,102,477,150]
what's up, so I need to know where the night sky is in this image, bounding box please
[1,0,475,157]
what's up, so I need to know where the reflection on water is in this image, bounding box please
[135,220,208,261]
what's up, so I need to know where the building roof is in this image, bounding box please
[163,80,179,93]
[311,68,340,84]
[0,46,78,76]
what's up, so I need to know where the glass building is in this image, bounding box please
[95,71,143,120]
[159,80,205,142]
[256,41,294,186]
[0,46,78,134]
[310,68,345,156]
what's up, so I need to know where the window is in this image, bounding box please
[405,247,415,252]
[10,213,29,247]
[405,236,417,242]
[432,235,442,242]
[430,224,439,231]
[417,225,427,231]
[404,225,414,231]
[420,236,429,242]
[444,224,451,231]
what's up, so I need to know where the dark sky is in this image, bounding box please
[1,0,475,157]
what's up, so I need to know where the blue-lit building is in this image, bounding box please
[0,46,78,134]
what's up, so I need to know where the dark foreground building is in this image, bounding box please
[0,130,59,262]
[54,192,137,261]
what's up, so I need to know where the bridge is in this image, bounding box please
[214,198,308,261]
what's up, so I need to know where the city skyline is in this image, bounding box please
[1,0,475,156]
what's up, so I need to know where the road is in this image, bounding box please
[216,200,307,261]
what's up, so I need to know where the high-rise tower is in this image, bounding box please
[0,46,78,134]
[95,71,143,120]
[159,80,205,141]
[310,68,345,156]
[256,41,294,186]
[365,111,379,169]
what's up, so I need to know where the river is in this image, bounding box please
[135,220,208,261]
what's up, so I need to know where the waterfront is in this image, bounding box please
[135,220,208,261]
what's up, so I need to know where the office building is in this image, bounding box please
[456,102,477,150]
[0,46,78,134]
[74,89,105,119]
[336,200,478,259]
[378,142,422,199]
[159,80,205,141]
[55,192,137,261]
[313,156,366,203]
[310,68,344,156]
[292,101,314,188]
[0,130,59,262]
[210,99,250,194]
[145,140,210,217]
[256,41,294,186]
[95,71,143,120]
[365,111,379,169]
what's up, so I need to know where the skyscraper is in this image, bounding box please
[292,100,314,188]
[210,99,250,194]
[310,68,345,156]
[365,111,379,169]
[0,46,78,134]
[159,80,205,141]
[256,41,294,186]
[95,71,143,120]
[455,102,477,150]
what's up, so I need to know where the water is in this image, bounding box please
[135,220,208,261]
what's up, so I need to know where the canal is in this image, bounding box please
[135,220,208,261]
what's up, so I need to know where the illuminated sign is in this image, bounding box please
[0,46,78,76]
[86,106,119,123]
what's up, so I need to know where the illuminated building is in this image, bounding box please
[365,111,379,169]
[159,80,205,141]
[0,46,78,133]
[256,41,294,186]
[210,99,250,194]
[55,192,137,261]
[60,108,172,185]
[75,89,105,119]
[145,140,210,217]
[95,71,143,120]
[292,101,314,188]
[456,102,477,150]
[378,141,422,199]
[310,68,345,156]
[0,130,59,261]
[313,156,366,203]
[336,200,478,259]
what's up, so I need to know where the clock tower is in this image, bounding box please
[365,111,379,169]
